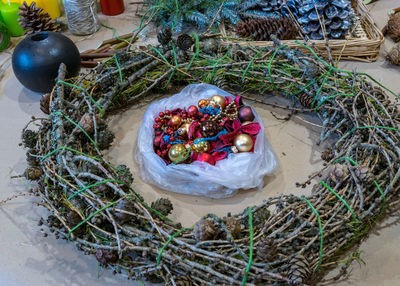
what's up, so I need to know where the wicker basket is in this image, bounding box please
[220,0,384,62]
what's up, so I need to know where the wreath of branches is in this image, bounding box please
[17,34,400,285]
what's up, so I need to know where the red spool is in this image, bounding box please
[100,0,125,16]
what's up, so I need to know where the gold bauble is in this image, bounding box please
[192,141,210,153]
[177,122,191,136]
[168,144,187,162]
[241,121,253,126]
[170,115,182,126]
[233,134,253,152]
[198,99,208,109]
[210,95,226,109]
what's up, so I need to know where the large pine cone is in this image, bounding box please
[176,34,194,50]
[287,255,315,285]
[18,2,61,35]
[256,237,278,262]
[193,219,216,241]
[151,198,173,216]
[236,17,298,41]
[157,27,172,45]
[384,13,400,42]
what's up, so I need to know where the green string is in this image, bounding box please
[53,112,98,149]
[347,125,400,134]
[301,196,324,268]
[314,93,354,110]
[334,156,359,166]
[101,23,130,43]
[41,146,101,162]
[294,40,398,98]
[211,52,228,80]
[241,206,254,286]
[157,228,191,265]
[68,199,120,238]
[68,179,122,201]
[267,45,287,90]
[113,54,123,83]
[129,189,173,222]
[172,148,191,165]
[185,33,200,72]
[319,181,359,222]
[242,47,267,82]
[312,68,333,108]
[57,80,104,115]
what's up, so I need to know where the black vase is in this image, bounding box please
[12,32,81,93]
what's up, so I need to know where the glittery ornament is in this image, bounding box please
[192,141,210,153]
[187,105,198,117]
[238,106,255,122]
[170,115,182,126]
[168,144,187,163]
[210,94,226,109]
[233,134,253,152]
[198,99,208,109]
[201,120,219,137]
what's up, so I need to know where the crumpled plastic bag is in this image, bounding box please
[135,83,278,198]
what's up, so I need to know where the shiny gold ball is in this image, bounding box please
[168,144,187,162]
[198,99,208,109]
[233,134,253,152]
[192,141,210,153]
[170,115,182,126]
[177,122,191,137]
[210,95,226,109]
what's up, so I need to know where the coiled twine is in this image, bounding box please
[63,0,100,36]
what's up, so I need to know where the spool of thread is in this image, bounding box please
[100,0,124,16]
[63,0,100,36]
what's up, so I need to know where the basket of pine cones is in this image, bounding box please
[220,0,383,62]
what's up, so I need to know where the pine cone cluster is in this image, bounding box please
[256,237,278,262]
[151,198,173,216]
[193,219,216,241]
[157,27,172,45]
[18,2,61,35]
[383,13,400,42]
[176,34,194,50]
[298,93,314,108]
[236,17,298,41]
[387,43,400,66]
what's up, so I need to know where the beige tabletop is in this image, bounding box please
[1,1,400,285]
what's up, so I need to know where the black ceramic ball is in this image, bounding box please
[12,32,81,93]
[238,106,255,122]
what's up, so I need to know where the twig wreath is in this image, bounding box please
[18,33,400,285]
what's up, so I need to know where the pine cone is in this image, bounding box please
[321,148,334,162]
[65,211,85,236]
[95,249,118,265]
[157,27,172,45]
[298,93,315,108]
[256,237,278,262]
[193,219,216,241]
[225,217,241,239]
[236,17,298,41]
[115,164,133,185]
[22,129,38,148]
[176,34,194,50]
[40,93,51,115]
[329,164,349,183]
[97,129,115,150]
[355,165,373,184]
[387,43,400,66]
[201,120,220,137]
[18,2,61,35]
[287,255,314,285]
[176,49,189,64]
[25,166,42,180]
[78,113,100,134]
[174,275,193,286]
[151,198,173,216]
[384,13,400,42]
[211,75,229,90]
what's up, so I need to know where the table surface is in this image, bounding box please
[1,1,400,286]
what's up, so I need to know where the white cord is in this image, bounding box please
[63,0,100,36]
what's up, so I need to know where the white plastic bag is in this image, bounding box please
[135,84,278,198]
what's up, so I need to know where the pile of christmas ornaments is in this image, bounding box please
[152,94,261,166]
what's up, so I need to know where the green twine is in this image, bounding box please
[267,45,287,90]
[41,146,101,162]
[347,125,400,135]
[130,190,173,222]
[334,156,359,166]
[172,148,191,165]
[157,228,191,265]
[211,52,228,80]
[57,80,104,115]
[113,54,123,83]
[373,180,386,212]
[242,47,267,82]
[314,93,354,110]
[312,67,333,108]
[152,46,174,71]
[301,196,324,268]
[101,23,130,43]
[68,199,120,238]
[53,112,98,149]
[185,33,200,72]
[241,206,254,286]
[68,179,122,201]
[319,181,359,222]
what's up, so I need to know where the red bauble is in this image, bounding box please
[197,153,216,165]
[238,106,255,122]
[187,105,198,117]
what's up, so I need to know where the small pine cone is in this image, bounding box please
[298,93,314,108]
[97,129,115,150]
[157,27,172,45]
[329,164,349,183]
[225,217,241,239]
[95,249,118,265]
[355,165,373,185]
[18,2,61,35]
[25,166,42,180]
[202,38,219,55]
[384,13,400,42]
[78,113,100,134]
[236,17,298,41]
[22,129,38,148]
[176,49,189,64]
[174,275,193,286]
[287,255,314,285]
[387,43,400,66]
[256,237,278,262]
[193,219,216,241]
[176,34,194,50]
[40,93,51,115]
[26,149,39,166]
[321,148,334,162]
[151,198,173,216]
[211,75,229,90]
[65,211,85,236]
[115,164,133,185]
